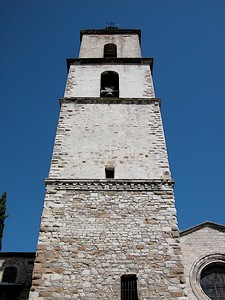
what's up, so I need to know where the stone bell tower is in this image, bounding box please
[29,28,187,299]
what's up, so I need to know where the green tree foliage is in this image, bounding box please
[0,192,8,250]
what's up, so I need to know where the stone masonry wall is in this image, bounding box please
[64,64,155,98]
[29,182,187,300]
[180,226,225,300]
[79,34,141,58]
[49,100,170,180]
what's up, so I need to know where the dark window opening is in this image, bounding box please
[104,43,117,58]
[0,291,19,300]
[2,266,17,283]
[105,167,115,179]
[121,274,138,300]
[100,71,119,98]
[200,263,225,300]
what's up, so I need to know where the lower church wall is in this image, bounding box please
[181,226,225,300]
[0,253,35,300]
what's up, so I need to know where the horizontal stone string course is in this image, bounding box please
[45,179,174,191]
[60,97,161,105]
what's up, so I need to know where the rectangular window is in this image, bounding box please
[105,167,115,178]
[121,274,138,300]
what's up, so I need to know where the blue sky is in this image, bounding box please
[0,0,225,252]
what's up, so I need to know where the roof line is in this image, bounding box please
[180,221,225,237]
[80,29,141,43]
[0,252,36,257]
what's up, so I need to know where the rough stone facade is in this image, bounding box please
[29,29,188,299]
[30,182,186,299]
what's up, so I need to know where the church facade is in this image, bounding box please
[0,28,224,300]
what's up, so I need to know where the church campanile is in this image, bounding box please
[29,28,187,299]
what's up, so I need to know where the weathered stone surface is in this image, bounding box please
[170,290,184,297]
[39,291,51,297]
[29,186,186,299]
[48,101,170,180]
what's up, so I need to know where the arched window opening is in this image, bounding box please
[121,274,138,300]
[200,263,225,299]
[2,266,17,283]
[100,71,119,98]
[104,43,117,58]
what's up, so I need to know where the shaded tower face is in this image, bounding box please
[29,29,187,300]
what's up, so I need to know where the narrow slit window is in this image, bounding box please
[105,167,115,179]
[100,71,119,98]
[121,274,138,300]
[104,43,117,58]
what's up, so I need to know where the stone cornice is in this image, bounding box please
[60,97,161,106]
[67,58,153,72]
[80,29,141,43]
[45,179,174,191]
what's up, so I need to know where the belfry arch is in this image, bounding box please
[104,43,117,58]
[100,71,119,97]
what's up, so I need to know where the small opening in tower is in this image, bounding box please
[121,274,138,300]
[2,266,17,283]
[100,71,119,98]
[104,43,117,58]
[105,167,115,179]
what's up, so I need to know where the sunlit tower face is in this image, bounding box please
[29,28,186,300]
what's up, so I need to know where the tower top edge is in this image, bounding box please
[80,29,141,43]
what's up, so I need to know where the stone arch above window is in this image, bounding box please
[100,71,119,98]
[104,43,117,58]
[2,266,17,283]
[190,253,225,300]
